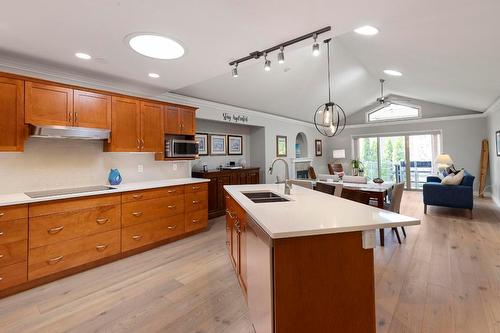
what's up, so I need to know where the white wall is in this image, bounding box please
[0,138,189,195]
[326,116,488,191]
[487,102,500,205]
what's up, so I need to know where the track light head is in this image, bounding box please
[312,33,320,56]
[278,46,285,64]
[232,64,238,78]
[264,53,271,71]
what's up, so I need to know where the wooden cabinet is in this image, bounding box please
[225,195,247,293]
[0,77,24,151]
[164,104,196,135]
[106,98,164,153]
[25,82,73,126]
[73,90,111,129]
[192,168,260,218]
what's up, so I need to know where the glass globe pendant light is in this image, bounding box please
[313,38,346,137]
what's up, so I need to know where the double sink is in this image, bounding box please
[243,191,290,203]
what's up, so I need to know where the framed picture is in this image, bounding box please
[210,134,227,155]
[195,133,208,156]
[276,135,287,157]
[496,130,500,156]
[315,140,322,156]
[228,135,243,155]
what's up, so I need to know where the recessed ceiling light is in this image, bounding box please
[128,34,184,60]
[75,52,92,60]
[354,26,379,36]
[148,73,160,78]
[384,69,403,76]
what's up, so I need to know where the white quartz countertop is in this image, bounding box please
[224,184,420,239]
[0,178,210,207]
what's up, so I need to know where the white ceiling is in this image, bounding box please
[0,0,499,122]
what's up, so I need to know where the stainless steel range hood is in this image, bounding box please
[29,125,110,140]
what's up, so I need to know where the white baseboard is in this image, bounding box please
[493,195,500,208]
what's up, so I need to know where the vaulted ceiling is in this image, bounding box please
[0,0,498,122]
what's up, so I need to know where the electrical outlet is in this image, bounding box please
[172,163,177,171]
[138,164,144,173]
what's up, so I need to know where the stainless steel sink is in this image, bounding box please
[242,191,290,203]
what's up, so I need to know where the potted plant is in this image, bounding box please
[351,159,364,176]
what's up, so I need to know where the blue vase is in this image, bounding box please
[108,169,122,185]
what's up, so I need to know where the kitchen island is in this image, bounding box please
[224,183,420,333]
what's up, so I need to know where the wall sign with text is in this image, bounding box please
[222,112,249,123]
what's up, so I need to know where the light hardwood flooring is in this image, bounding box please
[0,191,499,332]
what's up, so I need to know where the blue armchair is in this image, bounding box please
[423,171,475,218]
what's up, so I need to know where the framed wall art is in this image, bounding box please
[315,139,322,156]
[195,133,209,156]
[276,135,287,157]
[210,134,227,155]
[227,135,243,155]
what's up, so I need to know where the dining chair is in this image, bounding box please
[341,188,371,205]
[315,182,336,195]
[384,182,406,244]
[308,166,317,180]
[328,163,335,175]
[289,179,314,189]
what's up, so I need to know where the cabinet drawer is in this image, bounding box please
[29,194,121,217]
[0,205,28,221]
[185,210,208,233]
[0,240,27,267]
[0,219,28,245]
[122,195,184,227]
[122,215,185,252]
[0,261,27,291]
[185,191,208,212]
[185,183,208,193]
[122,186,184,203]
[29,205,121,248]
[28,229,121,280]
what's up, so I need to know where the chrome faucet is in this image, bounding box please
[268,158,291,195]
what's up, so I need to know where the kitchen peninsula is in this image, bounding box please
[224,183,420,333]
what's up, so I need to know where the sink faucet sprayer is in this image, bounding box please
[268,158,291,195]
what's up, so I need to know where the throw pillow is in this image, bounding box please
[441,170,465,185]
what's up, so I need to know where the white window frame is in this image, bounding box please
[365,102,422,123]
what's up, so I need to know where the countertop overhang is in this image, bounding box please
[0,178,210,207]
[224,184,420,239]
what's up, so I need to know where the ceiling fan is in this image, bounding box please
[376,79,412,105]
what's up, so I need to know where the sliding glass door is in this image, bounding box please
[354,132,441,190]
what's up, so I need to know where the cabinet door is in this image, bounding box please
[25,82,73,126]
[208,177,219,213]
[239,213,247,292]
[0,77,24,151]
[140,101,164,152]
[179,106,195,135]
[164,105,180,134]
[107,96,140,152]
[73,90,111,129]
[217,176,231,211]
[247,171,260,184]
[239,172,247,184]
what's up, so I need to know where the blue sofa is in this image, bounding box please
[422,171,475,218]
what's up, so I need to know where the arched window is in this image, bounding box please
[366,103,421,123]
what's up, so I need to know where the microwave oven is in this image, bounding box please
[165,139,198,158]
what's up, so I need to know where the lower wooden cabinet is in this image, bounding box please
[0,182,209,297]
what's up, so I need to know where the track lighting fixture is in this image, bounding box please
[278,46,285,64]
[228,26,331,76]
[312,33,320,56]
[264,53,271,71]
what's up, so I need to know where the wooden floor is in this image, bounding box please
[0,191,499,332]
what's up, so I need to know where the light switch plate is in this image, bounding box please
[138,164,144,173]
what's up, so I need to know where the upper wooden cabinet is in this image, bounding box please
[73,90,111,129]
[164,105,196,135]
[140,101,164,152]
[106,96,141,152]
[105,98,164,152]
[25,82,73,126]
[0,77,24,151]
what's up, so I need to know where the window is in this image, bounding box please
[366,103,421,123]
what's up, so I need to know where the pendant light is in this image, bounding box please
[313,38,346,137]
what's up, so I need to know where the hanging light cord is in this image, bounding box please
[326,39,333,103]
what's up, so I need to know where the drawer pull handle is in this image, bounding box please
[0,231,3,236]
[132,235,143,241]
[225,209,235,219]
[132,211,143,217]
[96,218,109,225]
[0,277,3,282]
[96,244,109,252]
[192,200,200,204]
[167,189,177,193]
[0,254,4,259]
[48,226,64,234]
[0,212,4,217]
[192,219,200,224]
[132,194,143,199]
[192,186,201,190]
[167,225,177,230]
[48,256,64,265]
[167,205,176,209]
